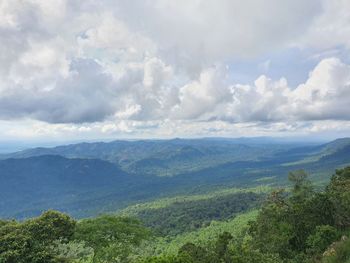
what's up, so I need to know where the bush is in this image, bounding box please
[322,236,350,263]
[306,225,340,254]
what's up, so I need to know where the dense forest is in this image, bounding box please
[132,192,263,236]
[1,167,350,262]
[2,138,350,219]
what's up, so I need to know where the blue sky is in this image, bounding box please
[229,46,350,87]
[0,0,350,142]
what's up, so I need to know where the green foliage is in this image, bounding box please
[249,167,350,262]
[327,167,350,228]
[214,232,233,260]
[74,215,150,263]
[248,197,294,257]
[120,186,271,216]
[306,225,340,254]
[141,210,259,256]
[133,192,262,236]
[138,255,185,263]
[177,242,214,263]
[2,166,350,263]
[230,244,282,263]
[26,210,76,243]
[51,240,94,263]
[139,233,282,263]
[288,170,313,202]
[322,236,350,263]
[0,212,150,263]
[0,210,76,263]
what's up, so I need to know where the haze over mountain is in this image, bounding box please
[1,137,349,219]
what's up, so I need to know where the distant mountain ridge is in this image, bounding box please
[319,137,350,153]
[0,137,349,219]
[0,138,317,176]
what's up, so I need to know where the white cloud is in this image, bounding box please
[212,58,350,123]
[222,75,290,122]
[291,58,350,120]
[0,0,349,138]
[299,0,350,50]
[171,65,231,119]
[113,0,321,67]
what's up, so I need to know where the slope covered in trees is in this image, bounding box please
[1,167,350,262]
[142,167,350,263]
[0,138,286,176]
[1,138,350,219]
[127,192,263,236]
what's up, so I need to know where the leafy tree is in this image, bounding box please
[0,210,76,263]
[138,255,188,263]
[214,231,233,261]
[25,210,76,243]
[248,167,350,262]
[178,242,212,263]
[230,246,281,263]
[74,215,150,263]
[249,170,336,259]
[306,225,340,255]
[248,189,294,258]
[2,167,350,263]
[327,167,350,228]
[288,170,313,199]
[51,240,94,263]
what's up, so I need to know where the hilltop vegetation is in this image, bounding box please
[133,210,260,257]
[0,211,149,263]
[1,167,350,262]
[124,192,263,236]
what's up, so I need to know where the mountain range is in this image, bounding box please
[0,137,349,218]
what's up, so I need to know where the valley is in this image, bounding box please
[1,138,349,219]
[1,138,350,262]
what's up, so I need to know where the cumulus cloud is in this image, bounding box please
[291,58,350,120]
[171,66,231,120]
[212,58,350,123]
[0,0,349,138]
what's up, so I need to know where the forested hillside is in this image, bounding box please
[1,138,350,219]
[1,167,350,262]
[124,192,263,236]
[3,138,345,178]
[0,138,297,176]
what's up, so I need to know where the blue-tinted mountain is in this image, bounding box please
[0,155,154,218]
[0,154,266,219]
[1,138,350,219]
[0,138,308,176]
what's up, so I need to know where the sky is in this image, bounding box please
[0,0,350,143]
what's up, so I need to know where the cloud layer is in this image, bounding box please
[0,0,349,138]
